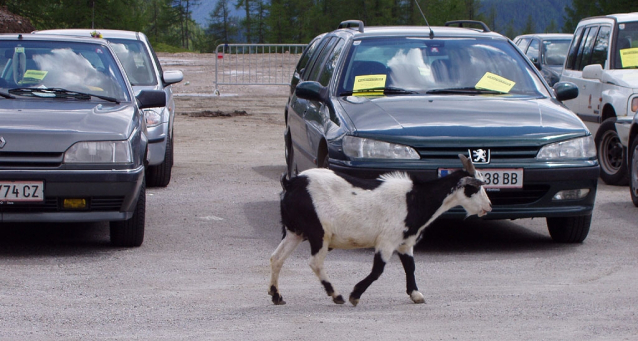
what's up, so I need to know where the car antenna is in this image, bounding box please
[414,0,434,39]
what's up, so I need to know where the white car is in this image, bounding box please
[34,29,184,187]
[559,12,638,185]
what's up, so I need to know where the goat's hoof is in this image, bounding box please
[410,291,425,304]
[349,296,359,307]
[271,294,286,305]
[333,295,345,304]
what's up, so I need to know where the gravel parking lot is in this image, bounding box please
[1,53,637,340]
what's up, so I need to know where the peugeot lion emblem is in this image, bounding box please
[468,148,490,164]
[0,136,5,149]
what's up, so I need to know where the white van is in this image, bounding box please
[560,12,638,185]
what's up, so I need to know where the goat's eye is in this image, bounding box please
[464,184,480,197]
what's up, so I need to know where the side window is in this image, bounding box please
[526,39,540,64]
[575,26,599,71]
[591,26,611,67]
[516,38,531,52]
[565,26,585,70]
[302,37,333,80]
[295,36,323,75]
[307,37,338,81]
[317,38,345,86]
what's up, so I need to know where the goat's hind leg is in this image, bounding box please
[269,231,303,305]
[398,245,425,304]
[309,239,345,304]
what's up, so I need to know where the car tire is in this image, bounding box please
[284,127,296,178]
[320,152,329,169]
[110,178,146,247]
[146,135,173,187]
[596,118,629,186]
[546,214,591,243]
[629,137,638,207]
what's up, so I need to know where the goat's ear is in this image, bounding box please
[458,177,485,188]
[458,154,476,176]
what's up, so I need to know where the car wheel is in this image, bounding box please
[110,178,146,247]
[629,137,638,207]
[546,214,591,243]
[320,152,329,169]
[284,128,296,178]
[146,135,173,187]
[596,118,628,185]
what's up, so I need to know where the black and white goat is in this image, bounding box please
[269,154,491,306]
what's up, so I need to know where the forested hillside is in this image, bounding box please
[2,0,637,52]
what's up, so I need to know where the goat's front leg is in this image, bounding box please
[397,244,425,304]
[269,231,303,305]
[349,248,392,306]
[309,237,345,304]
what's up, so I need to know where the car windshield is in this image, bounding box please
[337,37,549,96]
[543,39,571,65]
[614,21,638,69]
[0,40,130,102]
[108,38,158,86]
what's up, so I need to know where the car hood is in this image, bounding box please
[604,70,638,90]
[338,95,588,146]
[0,99,138,152]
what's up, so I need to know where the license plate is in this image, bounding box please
[438,168,523,189]
[0,181,44,202]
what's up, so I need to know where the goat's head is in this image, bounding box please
[454,154,492,217]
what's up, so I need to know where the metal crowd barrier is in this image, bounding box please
[213,44,308,95]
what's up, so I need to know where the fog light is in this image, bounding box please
[63,198,87,209]
[553,189,590,200]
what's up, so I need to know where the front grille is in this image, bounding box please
[416,146,540,160]
[0,152,64,168]
[0,197,124,213]
[486,185,549,205]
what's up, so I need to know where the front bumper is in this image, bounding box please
[0,166,144,223]
[330,163,599,220]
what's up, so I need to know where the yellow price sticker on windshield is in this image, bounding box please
[620,48,638,68]
[353,74,387,92]
[23,70,48,81]
[475,72,515,93]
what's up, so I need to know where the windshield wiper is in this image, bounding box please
[8,87,120,104]
[340,86,418,96]
[426,87,505,95]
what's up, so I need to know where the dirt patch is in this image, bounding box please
[0,7,35,33]
[186,109,248,118]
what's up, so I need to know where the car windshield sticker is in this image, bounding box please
[353,74,387,93]
[15,47,24,53]
[475,72,515,93]
[19,70,48,84]
[418,66,432,77]
[620,48,638,68]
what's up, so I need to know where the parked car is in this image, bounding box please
[34,29,184,187]
[0,33,166,246]
[285,20,599,243]
[513,33,573,86]
[560,12,638,185]
[617,112,638,206]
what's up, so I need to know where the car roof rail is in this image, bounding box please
[444,20,491,32]
[338,20,364,33]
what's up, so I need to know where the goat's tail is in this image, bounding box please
[280,172,293,192]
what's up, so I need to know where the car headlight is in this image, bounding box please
[144,108,162,127]
[631,97,638,113]
[536,136,596,160]
[343,136,420,159]
[64,141,132,163]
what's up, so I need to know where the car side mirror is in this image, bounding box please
[163,70,184,85]
[295,81,328,102]
[582,64,603,81]
[553,81,579,102]
[136,90,166,109]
